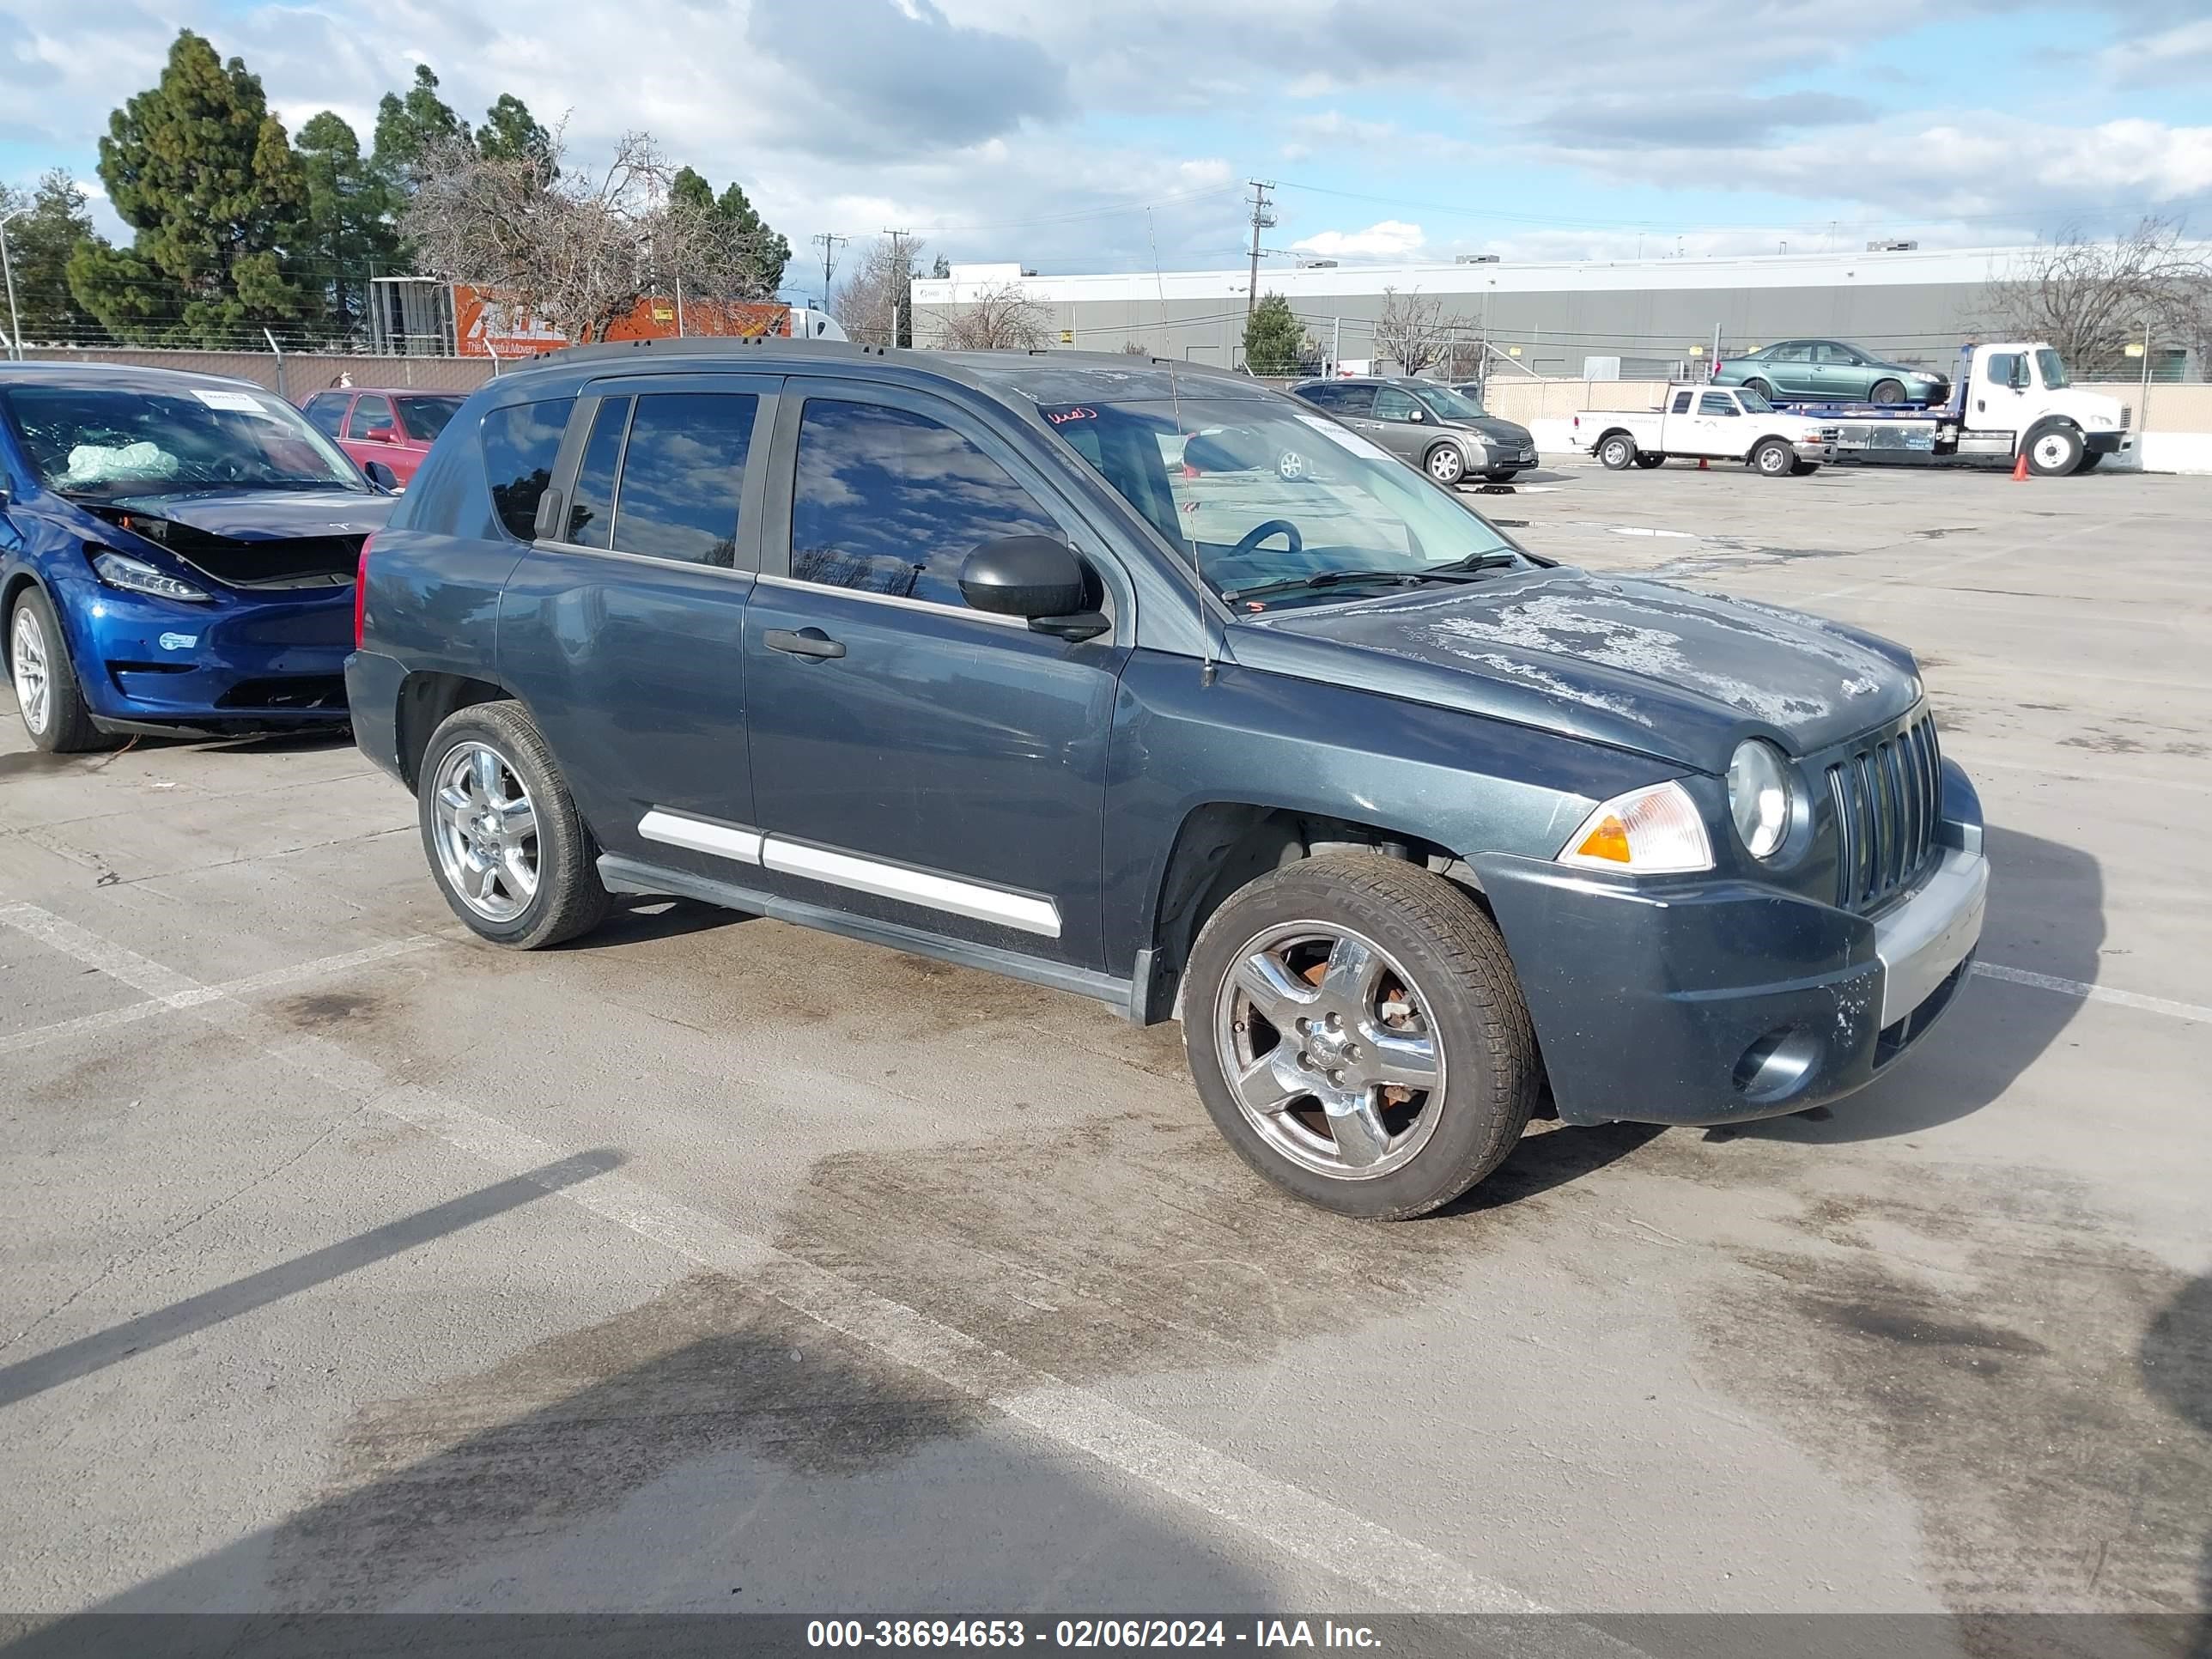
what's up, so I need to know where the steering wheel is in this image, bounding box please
[1231,519,1303,559]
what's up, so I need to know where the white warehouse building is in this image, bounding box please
[908,245,2201,382]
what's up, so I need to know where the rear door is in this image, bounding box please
[1764,343,1814,398]
[741,378,1129,971]
[496,374,775,876]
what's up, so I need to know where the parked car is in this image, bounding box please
[350,343,1986,1219]
[1291,376,1538,483]
[300,386,466,488]
[2,363,396,751]
[1713,340,1948,407]
[1573,385,1838,476]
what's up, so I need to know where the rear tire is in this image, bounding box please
[1598,433,1636,470]
[1482,468,1519,483]
[2075,451,2106,473]
[7,586,106,754]
[1634,453,1665,469]
[2024,422,2085,477]
[1791,459,1821,475]
[1869,378,1905,405]
[417,700,610,950]
[1752,438,1796,477]
[1184,854,1540,1220]
[1744,379,1774,400]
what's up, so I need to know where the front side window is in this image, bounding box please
[1985,352,2022,389]
[1372,386,1422,422]
[2,385,369,501]
[480,397,574,541]
[347,395,394,439]
[1670,391,1695,414]
[2033,349,2069,389]
[789,399,1057,605]
[1698,392,1739,416]
[606,392,757,566]
[1042,396,1530,611]
[566,397,631,549]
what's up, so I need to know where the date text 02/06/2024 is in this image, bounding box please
[804,1620,1383,1649]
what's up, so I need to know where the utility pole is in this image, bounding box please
[883,228,913,346]
[0,206,26,362]
[811,232,848,313]
[1244,180,1276,321]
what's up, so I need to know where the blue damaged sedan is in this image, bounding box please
[1,363,397,751]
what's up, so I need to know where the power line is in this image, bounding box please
[1244,180,1275,322]
[810,231,848,312]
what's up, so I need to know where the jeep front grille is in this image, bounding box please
[1829,714,1942,911]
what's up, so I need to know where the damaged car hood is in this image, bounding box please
[105,487,392,540]
[1233,568,1920,772]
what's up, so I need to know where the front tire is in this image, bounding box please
[1597,433,1636,470]
[2024,422,2085,477]
[1184,854,1540,1219]
[8,587,105,754]
[417,700,609,949]
[1425,444,1466,485]
[1869,378,1905,405]
[1752,438,1796,477]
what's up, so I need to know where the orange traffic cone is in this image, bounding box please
[2011,450,2030,482]
[1697,457,1709,470]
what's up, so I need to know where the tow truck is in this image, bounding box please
[1733,341,2132,476]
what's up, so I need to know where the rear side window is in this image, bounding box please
[303,395,347,437]
[607,392,757,566]
[1329,384,1376,415]
[566,397,631,549]
[788,399,1056,605]
[1298,384,1345,410]
[480,398,574,541]
[1670,391,1694,413]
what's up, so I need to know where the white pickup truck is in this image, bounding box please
[1572,386,1838,477]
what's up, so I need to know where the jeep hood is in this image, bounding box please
[1233,568,1920,772]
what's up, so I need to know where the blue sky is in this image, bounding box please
[3,0,2208,286]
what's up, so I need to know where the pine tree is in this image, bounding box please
[477,94,554,168]
[67,30,316,345]
[297,112,399,340]
[1243,292,1307,375]
[0,170,106,344]
[373,64,470,185]
[667,167,791,298]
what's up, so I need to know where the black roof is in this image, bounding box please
[0,360,271,395]
[497,337,1277,408]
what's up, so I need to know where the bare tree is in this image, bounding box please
[1120,340,1150,356]
[835,234,926,346]
[1984,217,2212,379]
[1372,288,1474,377]
[403,126,769,346]
[929,281,1052,350]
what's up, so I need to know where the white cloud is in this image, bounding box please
[1291,220,1425,258]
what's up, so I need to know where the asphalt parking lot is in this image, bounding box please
[2,458,2208,1634]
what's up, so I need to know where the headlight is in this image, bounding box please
[92,550,210,604]
[1727,738,1796,860]
[1558,780,1713,874]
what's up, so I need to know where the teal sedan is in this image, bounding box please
[1714,340,1948,407]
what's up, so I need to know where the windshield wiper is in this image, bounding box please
[1224,556,1519,604]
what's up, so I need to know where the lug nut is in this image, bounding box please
[1328,1069,1346,1087]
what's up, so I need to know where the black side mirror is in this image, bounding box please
[958,537,1105,640]
[2010,364,2029,391]
[362,459,400,492]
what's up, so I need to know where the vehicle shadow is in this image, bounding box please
[568,895,758,950]
[2141,1275,2212,1658]
[1733,822,2100,1145]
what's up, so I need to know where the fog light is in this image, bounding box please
[1732,1025,1823,1104]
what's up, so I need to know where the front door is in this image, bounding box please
[1364,385,1431,464]
[496,375,775,879]
[1690,391,1744,456]
[742,380,1127,971]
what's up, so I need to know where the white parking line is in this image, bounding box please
[0,902,1547,1617]
[0,919,443,1057]
[1971,961,2209,1025]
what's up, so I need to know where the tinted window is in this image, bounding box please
[607,392,757,566]
[1329,384,1376,415]
[789,400,1056,605]
[1297,384,1346,410]
[566,397,630,549]
[346,394,394,439]
[1812,343,1857,366]
[1698,392,1739,416]
[395,395,462,442]
[480,398,574,541]
[1373,386,1421,421]
[1671,391,1694,413]
[303,395,348,437]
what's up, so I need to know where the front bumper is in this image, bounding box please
[2085,431,2132,457]
[1470,761,1986,1127]
[58,574,354,732]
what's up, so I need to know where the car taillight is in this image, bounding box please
[352,533,375,650]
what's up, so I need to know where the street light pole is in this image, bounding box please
[0,208,27,362]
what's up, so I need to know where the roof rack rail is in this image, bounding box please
[536,335,891,367]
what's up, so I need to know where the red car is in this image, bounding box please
[299,387,466,489]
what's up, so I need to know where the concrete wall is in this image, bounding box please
[20,347,497,398]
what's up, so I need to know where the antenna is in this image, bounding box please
[1151,209,1214,688]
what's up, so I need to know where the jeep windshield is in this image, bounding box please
[2,385,371,503]
[1038,398,1532,608]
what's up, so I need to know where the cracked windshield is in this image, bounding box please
[1040,398,1529,607]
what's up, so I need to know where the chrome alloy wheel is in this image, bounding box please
[1426,446,1466,484]
[10,606,52,735]
[1214,921,1444,1179]
[430,741,540,922]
